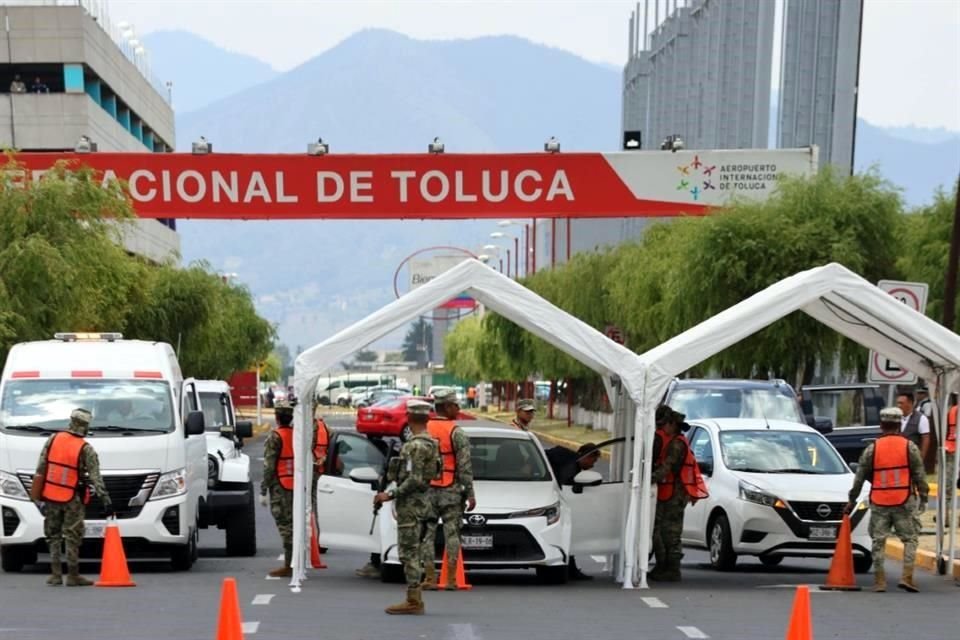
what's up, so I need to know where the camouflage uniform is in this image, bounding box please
[393,433,441,589]
[422,424,475,581]
[261,427,293,568]
[651,436,688,579]
[848,436,929,583]
[35,411,110,586]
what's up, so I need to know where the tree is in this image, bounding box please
[402,318,433,364]
[354,349,379,363]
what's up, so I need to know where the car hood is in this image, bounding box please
[2,432,173,474]
[731,471,858,502]
[473,480,560,513]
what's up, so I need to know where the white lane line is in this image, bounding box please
[641,596,668,608]
[242,621,260,634]
[677,627,709,639]
[256,457,265,461]
[276,553,284,561]
[589,554,606,564]
[448,623,483,640]
[251,594,274,605]
[265,575,280,580]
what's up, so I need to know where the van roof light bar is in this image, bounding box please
[54,332,123,342]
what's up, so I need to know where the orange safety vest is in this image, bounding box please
[41,432,86,503]
[314,419,329,462]
[946,406,957,454]
[656,434,709,503]
[427,418,457,488]
[275,427,295,491]
[871,434,911,506]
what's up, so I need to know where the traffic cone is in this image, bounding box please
[214,577,244,640]
[310,512,327,569]
[784,585,812,640]
[819,514,861,591]
[438,548,473,591]
[95,521,135,587]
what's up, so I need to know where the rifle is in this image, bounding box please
[370,443,401,535]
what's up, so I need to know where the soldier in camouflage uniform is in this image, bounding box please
[261,399,296,578]
[650,406,691,582]
[421,388,476,591]
[846,406,929,592]
[35,408,111,586]
[375,400,440,615]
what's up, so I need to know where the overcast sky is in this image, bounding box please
[115,0,959,131]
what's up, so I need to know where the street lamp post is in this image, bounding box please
[490,231,520,279]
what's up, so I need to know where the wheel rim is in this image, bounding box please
[709,522,723,564]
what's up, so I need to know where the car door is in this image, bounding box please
[562,441,626,554]
[315,432,387,552]
[180,379,208,510]
[682,426,715,545]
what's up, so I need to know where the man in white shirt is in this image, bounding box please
[897,392,931,463]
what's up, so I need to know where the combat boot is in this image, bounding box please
[268,566,292,578]
[650,558,681,582]
[420,561,438,591]
[872,569,886,593]
[385,587,425,615]
[897,567,919,593]
[65,565,93,587]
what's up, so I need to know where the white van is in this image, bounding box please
[0,333,207,571]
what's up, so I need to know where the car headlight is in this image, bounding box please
[207,456,218,488]
[151,468,187,500]
[509,502,561,525]
[738,481,782,508]
[0,471,29,501]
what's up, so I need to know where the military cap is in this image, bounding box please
[517,399,537,412]
[406,399,432,416]
[71,408,93,424]
[656,404,683,425]
[433,388,459,404]
[274,397,294,415]
[880,406,904,423]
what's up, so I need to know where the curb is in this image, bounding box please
[928,482,960,499]
[478,413,613,460]
[885,539,960,578]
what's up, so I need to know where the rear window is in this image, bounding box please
[469,436,551,481]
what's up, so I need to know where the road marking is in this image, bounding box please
[448,624,483,640]
[242,621,260,634]
[265,575,280,580]
[677,627,709,639]
[251,594,274,605]
[589,554,607,564]
[276,553,284,561]
[641,596,668,608]
[256,457,265,461]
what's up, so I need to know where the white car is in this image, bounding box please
[315,422,623,583]
[679,418,873,572]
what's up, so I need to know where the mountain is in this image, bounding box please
[142,30,278,114]
[170,29,621,351]
[881,125,960,146]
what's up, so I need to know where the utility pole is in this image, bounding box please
[944,175,960,330]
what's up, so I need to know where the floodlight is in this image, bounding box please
[544,136,561,153]
[192,136,212,155]
[428,137,444,154]
[74,135,97,153]
[307,137,329,156]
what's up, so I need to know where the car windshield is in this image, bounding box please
[670,387,804,422]
[719,430,847,474]
[199,392,231,431]
[1,379,175,434]
[469,436,551,481]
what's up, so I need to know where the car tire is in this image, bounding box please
[536,565,569,585]
[171,525,198,571]
[225,487,257,557]
[400,425,413,442]
[708,513,737,571]
[759,555,783,567]
[0,546,33,573]
[854,552,873,575]
[380,562,405,583]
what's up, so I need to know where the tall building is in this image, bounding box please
[623,0,775,151]
[778,0,863,172]
[0,0,179,263]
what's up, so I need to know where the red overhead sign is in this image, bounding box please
[6,149,817,220]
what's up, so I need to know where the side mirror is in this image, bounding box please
[813,417,834,435]
[698,460,714,477]
[571,470,603,493]
[349,466,380,488]
[185,410,205,436]
[235,420,253,439]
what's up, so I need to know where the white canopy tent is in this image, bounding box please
[289,258,647,591]
[623,262,960,586]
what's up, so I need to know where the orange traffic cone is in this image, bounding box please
[438,548,472,591]
[784,585,812,640]
[310,512,327,569]
[95,521,135,587]
[819,514,861,591]
[214,577,244,640]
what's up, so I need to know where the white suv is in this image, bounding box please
[315,422,623,583]
[680,418,873,572]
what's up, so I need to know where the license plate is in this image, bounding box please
[365,413,374,419]
[808,526,837,540]
[84,523,105,538]
[461,535,493,549]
